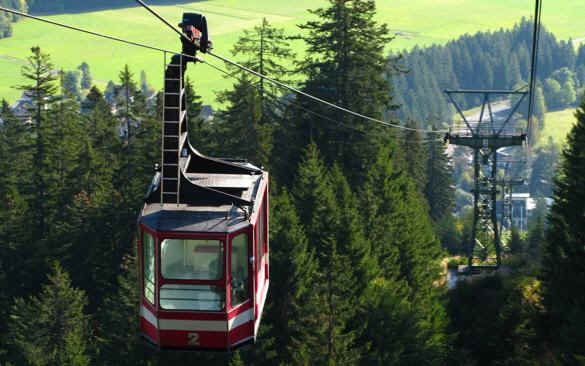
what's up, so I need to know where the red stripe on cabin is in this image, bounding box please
[229,320,253,346]
[140,317,158,342]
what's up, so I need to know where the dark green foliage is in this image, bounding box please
[286,0,394,186]
[184,77,213,153]
[541,97,585,361]
[361,142,450,363]
[14,46,58,240]
[290,144,367,364]
[401,121,427,193]
[215,73,268,166]
[214,18,294,169]
[263,188,318,365]
[447,275,552,366]
[508,226,524,254]
[424,132,455,222]
[7,262,90,366]
[526,198,547,260]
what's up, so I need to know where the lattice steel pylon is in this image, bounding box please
[445,90,527,272]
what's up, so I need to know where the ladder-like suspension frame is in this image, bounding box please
[161,54,189,204]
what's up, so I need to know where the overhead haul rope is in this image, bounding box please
[526,0,543,146]
[0,5,446,138]
[201,58,444,144]
[132,0,447,135]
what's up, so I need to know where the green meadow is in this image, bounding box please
[1,0,585,105]
[540,107,579,148]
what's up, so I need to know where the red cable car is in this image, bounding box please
[137,14,269,350]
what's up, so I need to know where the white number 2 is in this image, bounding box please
[187,332,200,346]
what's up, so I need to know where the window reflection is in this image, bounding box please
[143,232,155,304]
[231,233,249,307]
[161,239,224,280]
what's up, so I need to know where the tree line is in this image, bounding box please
[1,0,584,365]
[392,18,585,127]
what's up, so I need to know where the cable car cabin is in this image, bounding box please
[138,157,269,351]
[137,42,268,350]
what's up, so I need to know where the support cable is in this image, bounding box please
[526,0,543,145]
[201,58,444,144]
[1,4,446,136]
[132,0,447,135]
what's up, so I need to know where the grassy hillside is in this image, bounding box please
[1,0,585,106]
[540,107,578,148]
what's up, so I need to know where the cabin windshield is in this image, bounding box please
[159,238,226,311]
[161,238,224,280]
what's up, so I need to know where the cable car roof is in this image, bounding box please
[140,204,250,233]
[140,160,266,234]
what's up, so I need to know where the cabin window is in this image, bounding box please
[231,233,249,307]
[161,239,224,280]
[160,284,225,311]
[143,232,155,304]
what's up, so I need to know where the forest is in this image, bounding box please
[1,0,584,365]
[392,18,585,126]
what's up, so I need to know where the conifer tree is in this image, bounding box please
[289,0,394,185]
[425,133,455,222]
[230,17,294,122]
[184,77,212,152]
[291,143,364,364]
[215,19,293,168]
[95,256,148,366]
[215,73,267,166]
[0,100,33,332]
[7,262,90,366]
[361,143,450,362]
[541,97,585,361]
[262,189,317,365]
[401,120,427,193]
[15,46,57,239]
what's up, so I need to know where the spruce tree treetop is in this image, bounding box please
[7,262,90,366]
[294,0,395,184]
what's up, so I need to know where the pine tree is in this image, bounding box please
[361,143,450,363]
[0,99,34,333]
[424,131,454,225]
[95,256,148,366]
[262,189,318,365]
[541,96,585,361]
[230,17,295,123]
[185,77,215,154]
[15,46,57,239]
[289,0,394,185]
[7,262,90,366]
[215,18,294,168]
[215,73,267,166]
[401,120,427,193]
[291,143,364,365]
